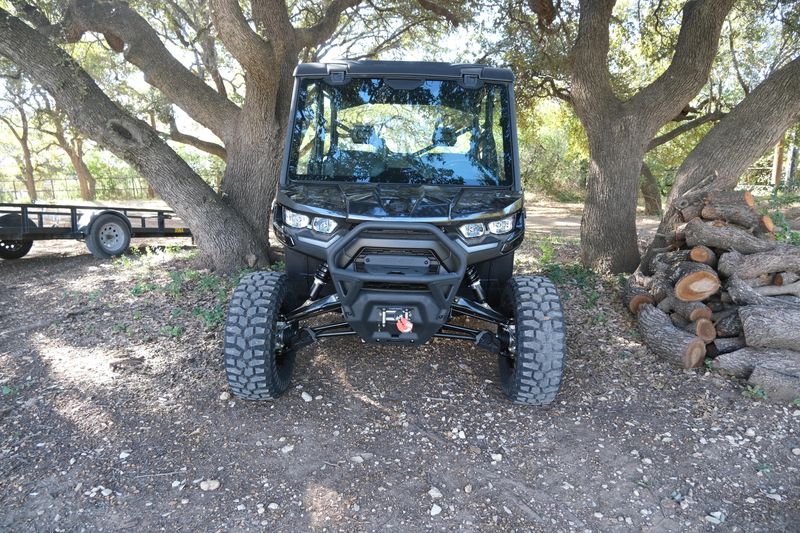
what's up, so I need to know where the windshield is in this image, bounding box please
[287,78,514,186]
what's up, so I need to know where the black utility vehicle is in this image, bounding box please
[224,61,566,404]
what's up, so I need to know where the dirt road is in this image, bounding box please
[1,212,798,531]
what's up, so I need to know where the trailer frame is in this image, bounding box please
[0,202,191,259]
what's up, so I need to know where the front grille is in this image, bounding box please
[354,247,441,275]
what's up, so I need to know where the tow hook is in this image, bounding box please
[379,307,413,333]
[396,315,413,333]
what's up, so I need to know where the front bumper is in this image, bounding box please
[325,222,466,344]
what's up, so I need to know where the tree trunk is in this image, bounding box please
[640,163,662,216]
[643,55,800,271]
[21,153,37,202]
[570,0,733,274]
[771,137,784,188]
[637,303,706,369]
[0,8,270,271]
[579,131,645,273]
[72,138,96,200]
[711,347,800,379]
[216,50,295,258]
[740,306,800,350]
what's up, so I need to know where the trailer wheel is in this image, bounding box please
[87,213,130,258]
[223,271,296,400]
[499,275,566,405]
[0,214,36,260]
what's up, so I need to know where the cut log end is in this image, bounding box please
[688,245,717,266]
[628,294,654,314]
[683,338,707,369]
[675,271,721,302]
[693,318,717,343]
[761,215,775,234]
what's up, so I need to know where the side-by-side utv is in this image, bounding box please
[223,61,566,404]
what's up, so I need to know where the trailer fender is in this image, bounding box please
[78,209,132,238]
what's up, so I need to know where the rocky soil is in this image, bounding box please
[1,231,798,531]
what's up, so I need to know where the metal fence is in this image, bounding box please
[0,174,154,202]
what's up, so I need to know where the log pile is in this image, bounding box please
[625,190,800,402]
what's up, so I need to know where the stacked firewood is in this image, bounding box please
[624,190,800,402]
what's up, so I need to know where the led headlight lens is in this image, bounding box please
[459,222,485,238]
[284,208,310,229]
[312,217,338,234]
[487,216,514,235]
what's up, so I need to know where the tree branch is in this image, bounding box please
[728,21,749,95]
[296,0,364,50]
[647,110,726,151]
[166,116,227,161]
[209,0,275,72]
[628,0,735,127]
[62,0,239,138]
[569,0,619,125]
[417,0,463,27]
[9,0,50,28]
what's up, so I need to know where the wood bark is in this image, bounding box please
[684,218,778,254]
[711,336,746,355]
[726,275,800,308]
[700,203,765,233]
[658,294,712,321]
[740,306,800,350]
[754,281,800,297]
[669,261,720,301]
[775,272,800,286]
[670,313,690,328]
[623,270,654,313]
[747,360,800,402]
[712,347,800,378]
[714,311,742,338]
[642,55,800,273]
[650,274,672,303]
[717,248,800,279]
[640,163,662,216]
[688,245,717,267]
[649,250,691,274]
[637,304,706,369]
[704,190,755,208]
[740,274,775,288]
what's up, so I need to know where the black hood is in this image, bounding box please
[277,183,523,223]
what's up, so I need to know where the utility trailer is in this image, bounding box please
[0,202,190,260]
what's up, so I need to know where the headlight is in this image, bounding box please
[459,222,485,238]
[487,216,514,235]
[312,217,337,234]
[284,208,310,229]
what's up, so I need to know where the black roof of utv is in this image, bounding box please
[293,60,514,83]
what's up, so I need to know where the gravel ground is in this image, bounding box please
[1,229,798,532]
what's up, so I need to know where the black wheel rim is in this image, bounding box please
[0,240,24,252]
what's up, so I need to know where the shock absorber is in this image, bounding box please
[466,265,487,304]
[308,262,330,301]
